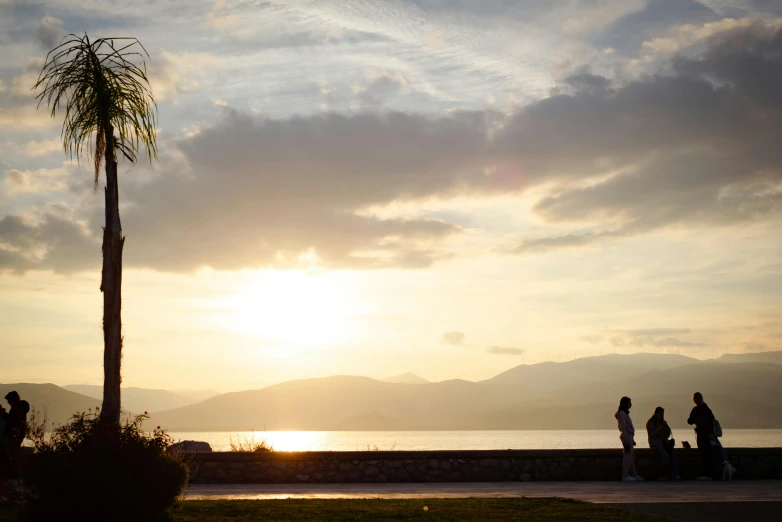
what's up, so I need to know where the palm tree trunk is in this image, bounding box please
[100,124,124,426]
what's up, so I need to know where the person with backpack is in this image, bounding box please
[646,406,680,480]
[616,396,644,482]
[687,392,716,480]
[0,391,30,479]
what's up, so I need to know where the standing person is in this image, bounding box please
[687,392,714,480]
[0,404,6,475]
[0,391,30,479]
[646,407,680,480]
[0,405,5,445]
[616,396,644,482]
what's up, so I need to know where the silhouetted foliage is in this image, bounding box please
[25,411,187,521]
[34,33,158,186]
[229,431,274,452]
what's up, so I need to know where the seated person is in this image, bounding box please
[646,406,680,480]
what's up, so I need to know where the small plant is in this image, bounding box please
[357,441,397,451]
[229,431,274,452]
[25,407,53,447]
[25,410,188,521]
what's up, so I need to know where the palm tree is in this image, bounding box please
[35,34,157,426]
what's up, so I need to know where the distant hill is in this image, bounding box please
[381,373,430,384]
[148,354,782,431]
[64,385,197,413]
[717,351,782,365]
[12,352,782,432]
[170,389,221,403]
[149,375,509,431]
[484,362,782,430]
[478,393,782,432]
[483,353,700,399]
[0,383,102,428]
[150,376,447,431]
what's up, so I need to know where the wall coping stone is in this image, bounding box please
[188,448,782,461]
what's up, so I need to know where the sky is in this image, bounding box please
[1,0,782,392]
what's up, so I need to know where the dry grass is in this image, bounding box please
[358,441,398,451]
[229,432,274,452]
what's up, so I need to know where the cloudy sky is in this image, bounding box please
[1,0,782,391]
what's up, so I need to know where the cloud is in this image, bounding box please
[0,104,54,129]
[23,138,61,158]
[35,15,64,49]
[505,19,782,253]
[741,341,769,352]
[580,334,603,344]
[644,337,706,348]
[2,109,493,272]
[3,19,782,273]
[205,0,389,47]
[113,110,488,271]
[10,58,44,98]
[441,331,465,346]
[596,0,719,54]
[0,214,98,273]
[604,327,707,349]
[509,228,632,254]
[3,167,69,195]
[148,51,219,102]
[610,336,626,347]
[487,346,524,355]
[627,328,692,336]
[640,17,760,56]
[354,71,411,108]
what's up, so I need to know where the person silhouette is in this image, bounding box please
[0,391,30,479]
[646,406,680,480]
[616,396,644,482]
[687,392,714,480]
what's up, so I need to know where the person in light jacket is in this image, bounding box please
[616,396,644,482]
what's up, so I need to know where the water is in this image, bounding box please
[167,429,782,452]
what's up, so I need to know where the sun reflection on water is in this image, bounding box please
[255,431,325,452]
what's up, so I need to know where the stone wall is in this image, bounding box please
[189,448,782,483]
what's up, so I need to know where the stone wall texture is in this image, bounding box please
[188,448,782,483]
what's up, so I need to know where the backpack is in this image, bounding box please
[713,419,723,438]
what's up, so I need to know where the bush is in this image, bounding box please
[229,432,274,452]
[25,410,188,521]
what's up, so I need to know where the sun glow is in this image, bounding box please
[217,270,358,344]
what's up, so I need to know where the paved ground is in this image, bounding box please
[184,482,782,522]
[183,480,782,503]
[613,502,782,522]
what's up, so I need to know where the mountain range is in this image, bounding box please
[62,385,219,413]
[3,351,780,432]
[147,353,782,431]
[380,373,430,384]
[0,383,102,427]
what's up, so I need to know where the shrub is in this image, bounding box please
[25,410,188,521]
[229,432,274,452]
[357,442,397,451]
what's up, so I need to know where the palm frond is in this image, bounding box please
[34,33,158,187]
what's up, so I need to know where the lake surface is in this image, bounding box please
[167,429,782,452]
